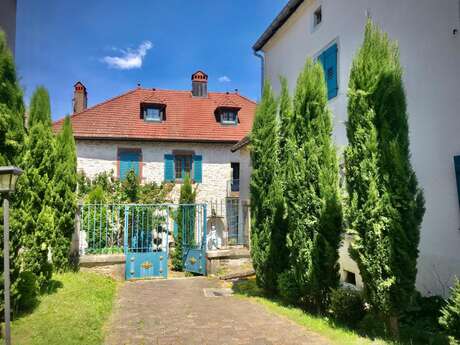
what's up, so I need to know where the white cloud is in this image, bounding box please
[218,75,231,83]
[102,41,153,70]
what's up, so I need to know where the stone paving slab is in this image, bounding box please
[105,277,331,345]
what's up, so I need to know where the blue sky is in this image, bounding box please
[16,0,286,120]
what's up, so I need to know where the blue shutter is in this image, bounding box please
[193,155,202,183]
[327,43,338,99]
[318,43,338,100]
[454,156,460,206]
[119,150,141,180]
[164,154,174,182]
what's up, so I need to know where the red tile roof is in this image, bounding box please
[53,87,256,143]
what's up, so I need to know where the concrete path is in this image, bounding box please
[105,277,331,345]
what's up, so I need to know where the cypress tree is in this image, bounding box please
[439,278,460,341]
[345,20,425,336]
[250,82,287,293]
[0,29,24,166]
[13,87,56,290]
[51,116,77,271]
[28,86,52,128]
[0,29,29,313]
[278,77,293,162]
[172,174,196,271]
[281,59,342,312]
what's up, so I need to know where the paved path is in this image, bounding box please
[105,277,331,345]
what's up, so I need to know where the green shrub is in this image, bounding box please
[357,313,387,339]
[278,270,301,304]
[440,279,460,341]
[13,271,39,312]
[329,286,366,326]
[402,292,445,333]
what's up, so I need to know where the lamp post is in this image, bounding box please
[0,167,23,345]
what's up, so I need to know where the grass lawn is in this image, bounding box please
[11,271,118,345]
[232,278,395,345]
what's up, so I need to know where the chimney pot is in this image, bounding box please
[191,70,208,97]
[73,81,87,114]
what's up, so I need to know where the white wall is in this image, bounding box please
[262,0,460,295]
[76,140,243,205]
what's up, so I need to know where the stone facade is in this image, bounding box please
[76,139,244,204]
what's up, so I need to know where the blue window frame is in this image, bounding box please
[221,110,238,125]
[143,106,163,122]
[164,154,202,183]
[318,43,338,100]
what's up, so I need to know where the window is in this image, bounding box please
[317,42,338,99]
[174,155,193,180]
[143,106,163,122]
[221,110,238,124]
[118,149,142,180]
[313,6,322,28]
[454,156,460,206]
[230,162,240,192]
[164,154,202,183]
[345,270,357,286]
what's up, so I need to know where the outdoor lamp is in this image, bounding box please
[1,166,23,345]
[0,166,23,193]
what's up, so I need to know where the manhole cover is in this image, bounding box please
[203,288,233,297]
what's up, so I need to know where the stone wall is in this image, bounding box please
[76,140,244,204]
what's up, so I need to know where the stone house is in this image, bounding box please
[253,0,460,296]
[53,71,255,255]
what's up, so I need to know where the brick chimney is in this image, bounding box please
[73,81,87,113]
[191,71,208,97]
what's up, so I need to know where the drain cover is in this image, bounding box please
[203,288,233,297]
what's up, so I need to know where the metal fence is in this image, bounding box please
[78,200,248,256]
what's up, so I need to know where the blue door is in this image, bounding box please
[119,150,141,180]
[124,205,169,279]
[178,204,207,275]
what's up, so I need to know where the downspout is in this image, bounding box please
[253,49,265,98]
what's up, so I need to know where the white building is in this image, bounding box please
[53,71,255,249]
[254,0,460,295]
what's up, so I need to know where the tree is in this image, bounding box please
[0,28,28,315]
[278,77,293,162]
[12,87,56,291]
[280,59,342,312]
[28,86,52,128]
[51,116,77,271]
[0,29,24,166]
[250,82,287,293]
[439,278,460,341]
[172,174,196,271]
[345,20,425,336]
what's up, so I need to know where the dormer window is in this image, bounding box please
[221,110,238,125]
[141,103,165,122]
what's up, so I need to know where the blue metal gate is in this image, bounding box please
[79,203,207,279]
[124,205,170,279]
[179,204,207,275]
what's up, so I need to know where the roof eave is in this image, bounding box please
[231,135,250,152]
[74,135,241,144]
[252,0,304,51]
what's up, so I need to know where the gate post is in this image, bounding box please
[123,205,129,254]
[203,204,207,251]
